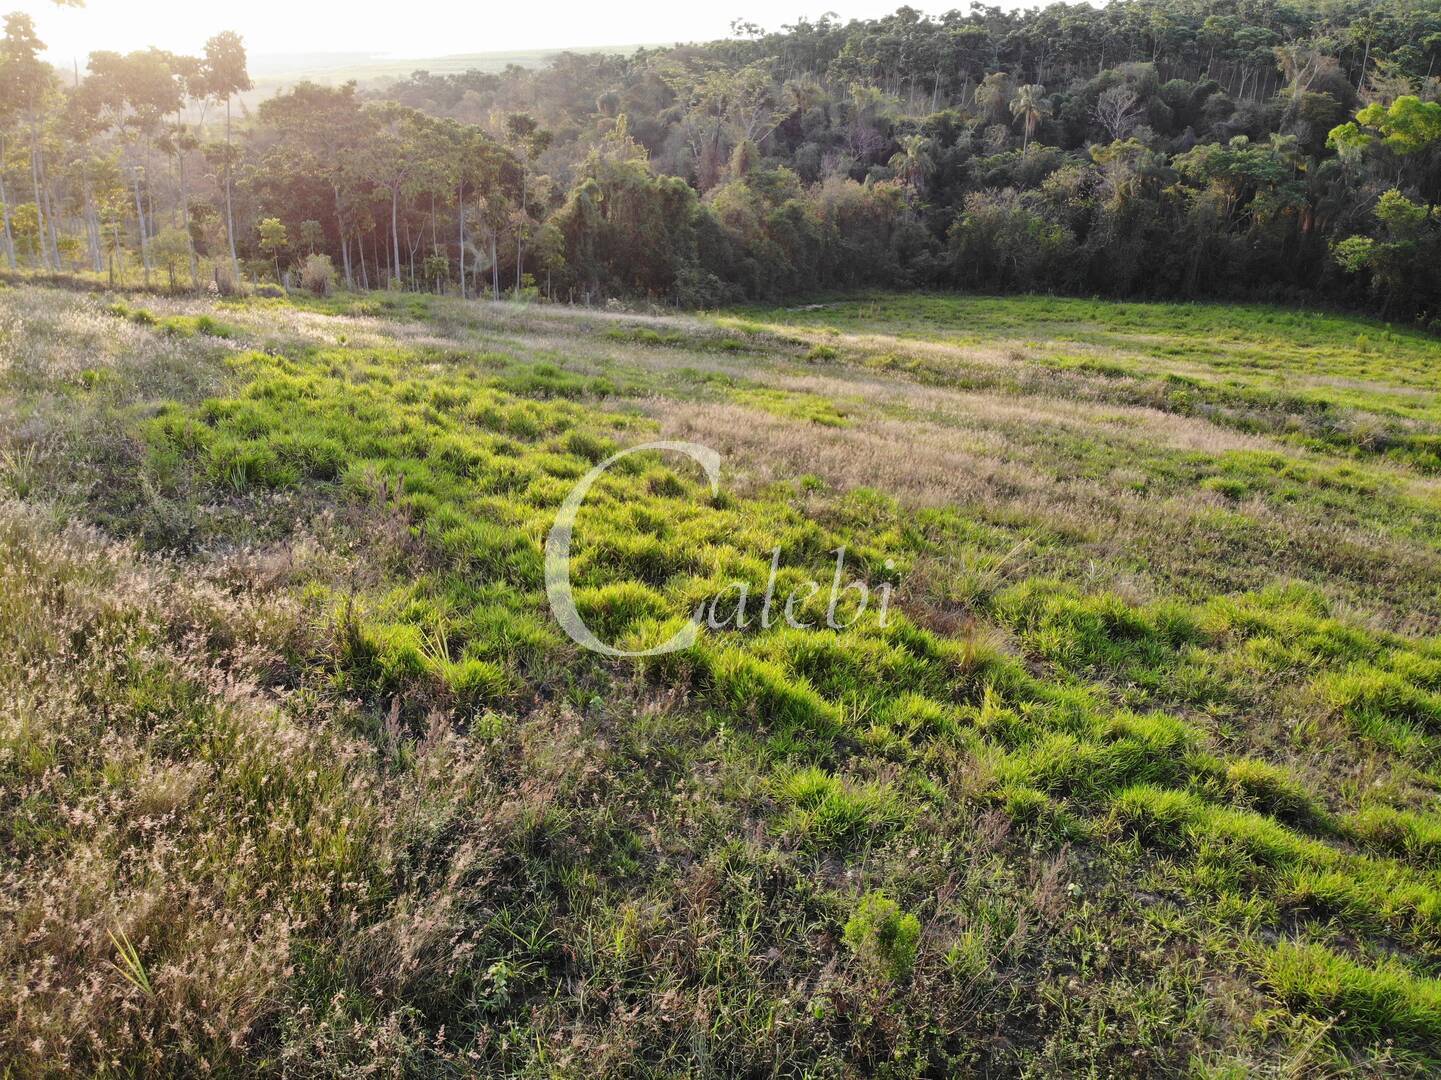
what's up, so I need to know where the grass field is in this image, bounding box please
[2,281,1441,1075]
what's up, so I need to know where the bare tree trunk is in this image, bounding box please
[30,138,51,270]
[491,231,498,300]
[457,181,466,299]
[87,199,102,272]
[406,217,416,288]
[111,216,122,284]
[39,153,60,270]
[390,186,402,286]
[333,186,352,288]
[224,96,240,281]
[0,136,15,271]
[177,127,198,290]
[132,167,151,287]
[516,166,526,293]
[82,176,102,271]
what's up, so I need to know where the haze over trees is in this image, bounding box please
[2,1,1440,321]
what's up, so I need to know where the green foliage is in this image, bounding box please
[104,302,236,339]
[1330,189,1440,320]
[1263,942,1441,1046]
[1374,189,1433,239]
[12,80,1441,1069]
[257,217,288,281]
[1331,234,1375,273]
[1330,96,1441,157]
[730,387,850,426]
[11,1,1441,323]
[843,892,921,982]
[300,253,335,297]
[549,125,706,301]
[776,767,899,846]
[948,190,1076,291]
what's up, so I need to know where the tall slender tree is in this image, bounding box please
[203,31,250,282]
[84,49,184,286]
[257,81,369,289]
[0,130,17,270]
[1011,83,1050,151]
[0,30,20,270]
[3,14,59,270]
[504,112,552,293]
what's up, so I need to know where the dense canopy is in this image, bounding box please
[2,1,1441,321]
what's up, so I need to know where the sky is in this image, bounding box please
[14,0,1019,68]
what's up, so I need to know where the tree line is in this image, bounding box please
[2,1,1441,322]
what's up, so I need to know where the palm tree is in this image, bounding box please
[1011,84,1050,152]
[888,134,934,194]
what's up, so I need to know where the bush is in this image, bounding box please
[301,253,336,297]
[843,892,921,982]
[948,188,1078,291]
[212,262,243,297]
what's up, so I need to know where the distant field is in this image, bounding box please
[2,282,1440,1075]
[742,293,1441,462]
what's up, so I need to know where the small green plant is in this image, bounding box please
[193,314,235,338]
[108,928,154,998]
[0,443,41,498]
[106,302,157,326]
[257,217,289,283]
[843,891,921,983]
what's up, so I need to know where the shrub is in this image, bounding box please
[213,262,242,297]
[194,314,235,338]
[301,253,336,297]
[843,892,921,982]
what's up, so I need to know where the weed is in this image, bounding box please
[843,892,921,982]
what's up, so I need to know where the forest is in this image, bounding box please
[3,2,1441,320]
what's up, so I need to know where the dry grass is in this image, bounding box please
[5,284,1441,1075]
